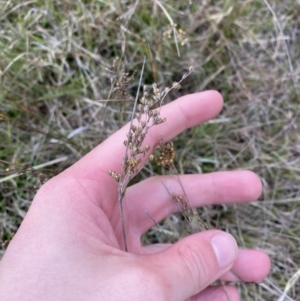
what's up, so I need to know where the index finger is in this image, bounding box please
[72,91,223,182]
[58,91,223,211]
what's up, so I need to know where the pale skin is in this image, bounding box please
[0,91,270,301]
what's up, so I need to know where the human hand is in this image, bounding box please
[0,91,270,301]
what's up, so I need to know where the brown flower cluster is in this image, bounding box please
[109,67,194,186]
[151,140,175,168]
[109,66,194,188]
[171,192,208,233]
[107,58,135,101]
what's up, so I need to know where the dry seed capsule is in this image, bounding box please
[126,133,133,143]
[132,147,138,155]
[141,120,147,128]
[155,118,163,124]
[144,105,149,113]
[152,109,158,117]
[172,82,181,89]
[135,112,141,121]
[148,99,154,107]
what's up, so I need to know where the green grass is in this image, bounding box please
[1,0,300,300]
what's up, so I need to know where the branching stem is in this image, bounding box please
[118,57,146,252]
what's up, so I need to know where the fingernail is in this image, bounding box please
[211,233,238,269]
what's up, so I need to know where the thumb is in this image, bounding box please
[151,230,238,301]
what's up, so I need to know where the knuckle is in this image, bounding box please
[177,243,210,291]
[178,103,190,130]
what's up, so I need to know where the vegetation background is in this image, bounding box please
[0,0,300,300]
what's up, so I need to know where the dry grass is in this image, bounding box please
[1,0,300,300]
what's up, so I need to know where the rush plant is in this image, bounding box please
[108,62,194,251]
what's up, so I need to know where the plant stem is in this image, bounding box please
[118,57,146,252]
[118,189,128,252]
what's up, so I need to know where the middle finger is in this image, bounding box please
[125,170,262,236]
